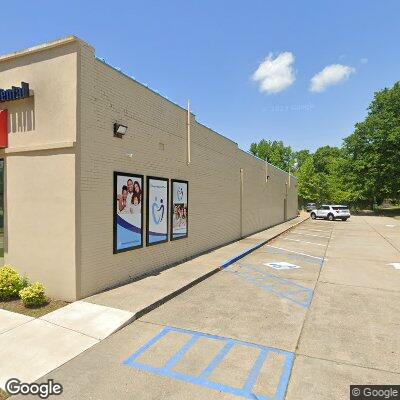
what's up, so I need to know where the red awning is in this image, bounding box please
[0,109,8,148]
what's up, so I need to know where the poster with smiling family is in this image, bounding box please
[113,172,144,253]
[146,177,169,245]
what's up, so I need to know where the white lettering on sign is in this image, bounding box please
[264,262,301,270]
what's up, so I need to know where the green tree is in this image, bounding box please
[344,82,400,205]
[250,81,400,209]
[313,146,342,174]
[250,139,293,171]
[325,155,356,204]
[296,156,318,204]
[294,149,311,170]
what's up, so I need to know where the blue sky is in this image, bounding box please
[1,1,399,152]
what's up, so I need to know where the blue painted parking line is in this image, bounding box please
[199,339,235,379]
[220,242,268,269]
[225,264,314,308]
[124,326,295,400]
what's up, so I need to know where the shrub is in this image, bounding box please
[0,266,28,300]
[19,283,48,307]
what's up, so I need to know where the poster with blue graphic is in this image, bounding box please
[113,172,143,253]
[171,180,188,240]
[147,177,169,245]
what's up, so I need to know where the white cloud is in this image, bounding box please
[252,52,295,94]
[310,64,355,92]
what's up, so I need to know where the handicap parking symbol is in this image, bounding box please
[264,261,301,270]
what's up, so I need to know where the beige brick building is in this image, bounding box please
[0,37,298,301]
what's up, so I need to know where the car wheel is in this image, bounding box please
[328,213,334,221]
[342,218,348,221]
[311,212,316,220]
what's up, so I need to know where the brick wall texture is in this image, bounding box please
[77,44,298,298]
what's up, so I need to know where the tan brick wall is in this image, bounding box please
[77,44,298,298]
[4,151,77,300]
[0,41,79,301]
[0,42,78,148]
[0,37,298,300]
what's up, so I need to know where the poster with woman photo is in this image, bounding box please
[113,172,143,253]
[146,176,169,245]
[171,179,188,240]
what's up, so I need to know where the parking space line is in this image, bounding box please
[124,326,295,400]
[164,335,200,370]
[290,232,330,239]
[276,352,296,400]
[297,228,332,233]
[243,348,268,391]
[282,237,326,247]
[265,245,324,260]
[124,327,171,364]
[263,248,324,266]
[199,340,235,379]
[226,264,314,308]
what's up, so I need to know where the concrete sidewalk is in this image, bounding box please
[85,215,308,314]
[0,303,134,390]
[0,215,307,392]
[9,215,400,400]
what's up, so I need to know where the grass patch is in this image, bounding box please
[0,297,68,318]
[353,206,400,220]
[376,206,400,218]
[0,388,9,399]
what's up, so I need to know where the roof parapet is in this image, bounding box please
[0,36,92,63]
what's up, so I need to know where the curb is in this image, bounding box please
[0,216,309,391]
[132,216,309,322]
[220,217,308,269]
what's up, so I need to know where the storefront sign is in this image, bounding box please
[0,82,30,103]
[147,177,169,245]
[171,180,188,240]
[113,172,144,253]
[0,110,8,148]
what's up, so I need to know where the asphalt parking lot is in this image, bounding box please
[14,216,400,400]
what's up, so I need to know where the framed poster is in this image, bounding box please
[113,172,144,253]
[171,179,188,240]
[146,176,169,246]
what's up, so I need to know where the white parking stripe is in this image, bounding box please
[297,228,332,233]
[290,232,330,239]
[265,245,324,260]
[282,237,326,247]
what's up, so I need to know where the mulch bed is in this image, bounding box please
[0,298,68,318]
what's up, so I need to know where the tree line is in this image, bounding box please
[249,81,400,208]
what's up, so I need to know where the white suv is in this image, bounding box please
[310,205,351,221]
